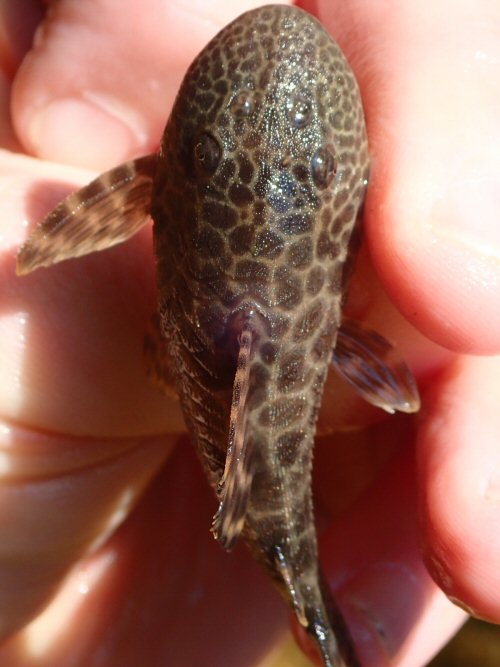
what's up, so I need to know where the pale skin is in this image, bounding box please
[1,0,500,666]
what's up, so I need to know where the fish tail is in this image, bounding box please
[308,571,361,667]
[296,570,360,667]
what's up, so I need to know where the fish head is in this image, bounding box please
[151,4,369,360]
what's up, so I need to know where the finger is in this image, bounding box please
[1,146,181,642]
[318,246,453,437]
[309,432,467,667]
[0,444,288,666]
[316,0,500,354]
[0,0,42,77]
[0,1,42,150]
[2,151,183,437]
[418,354,500,622]
[12,0,291,170]
[0,413,174,641]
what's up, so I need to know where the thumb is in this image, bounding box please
[11,0,276,170]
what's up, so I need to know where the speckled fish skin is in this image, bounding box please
[151,5,368,666]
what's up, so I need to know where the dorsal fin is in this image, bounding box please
[211,325,256,551]
[332,318,420,414]
[16,153,157,275]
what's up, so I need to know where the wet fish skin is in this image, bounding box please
[151,5,368,666]
[15,5,387,666]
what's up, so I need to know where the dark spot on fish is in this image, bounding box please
[276,430,306,466]
[306,266,326,295]
[214,79,228,94]
[229,183,254,207]
[278,213,312,235]
[235,259,271,282]
[277,349,306,391]
[228,224,254,255]
[260,341,279,364]
[274,267,303,309]
[237,154,255,183]
[316,231,339,260]
[193,226,224,259]
[253,201,266,225]
[258,397,306,428]
[292,299,325,341]
[287,237,313,268]
[203,201,238,229]
[254,230,284,258]
[292,164,309,182]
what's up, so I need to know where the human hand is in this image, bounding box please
[1,1,499,666]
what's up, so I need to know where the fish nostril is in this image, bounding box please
[230,91,255,117]
[286,94,313,129]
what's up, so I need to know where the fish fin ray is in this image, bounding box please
[274,546,308,627]
[332,318,420,414]
[211,326,255,551]
[143,313,178,400]
[274,549,362,667]
[16,153,157,275]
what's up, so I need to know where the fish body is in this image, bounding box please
[16,6,419,667]
[151,6,368,664]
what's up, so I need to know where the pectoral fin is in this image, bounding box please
[16,154,157,275]
[332,318,420,414]
[211,326,255,551]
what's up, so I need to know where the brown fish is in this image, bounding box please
[16,5,419,666]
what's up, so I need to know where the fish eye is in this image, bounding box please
[311,145,337,189]
[193,131,222,177]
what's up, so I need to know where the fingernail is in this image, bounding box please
[27,97,140,170]
[431,176,500,258]
[341,563,426,663]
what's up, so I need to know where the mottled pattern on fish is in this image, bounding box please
[151,5,368,665]
[16,5,420,667]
